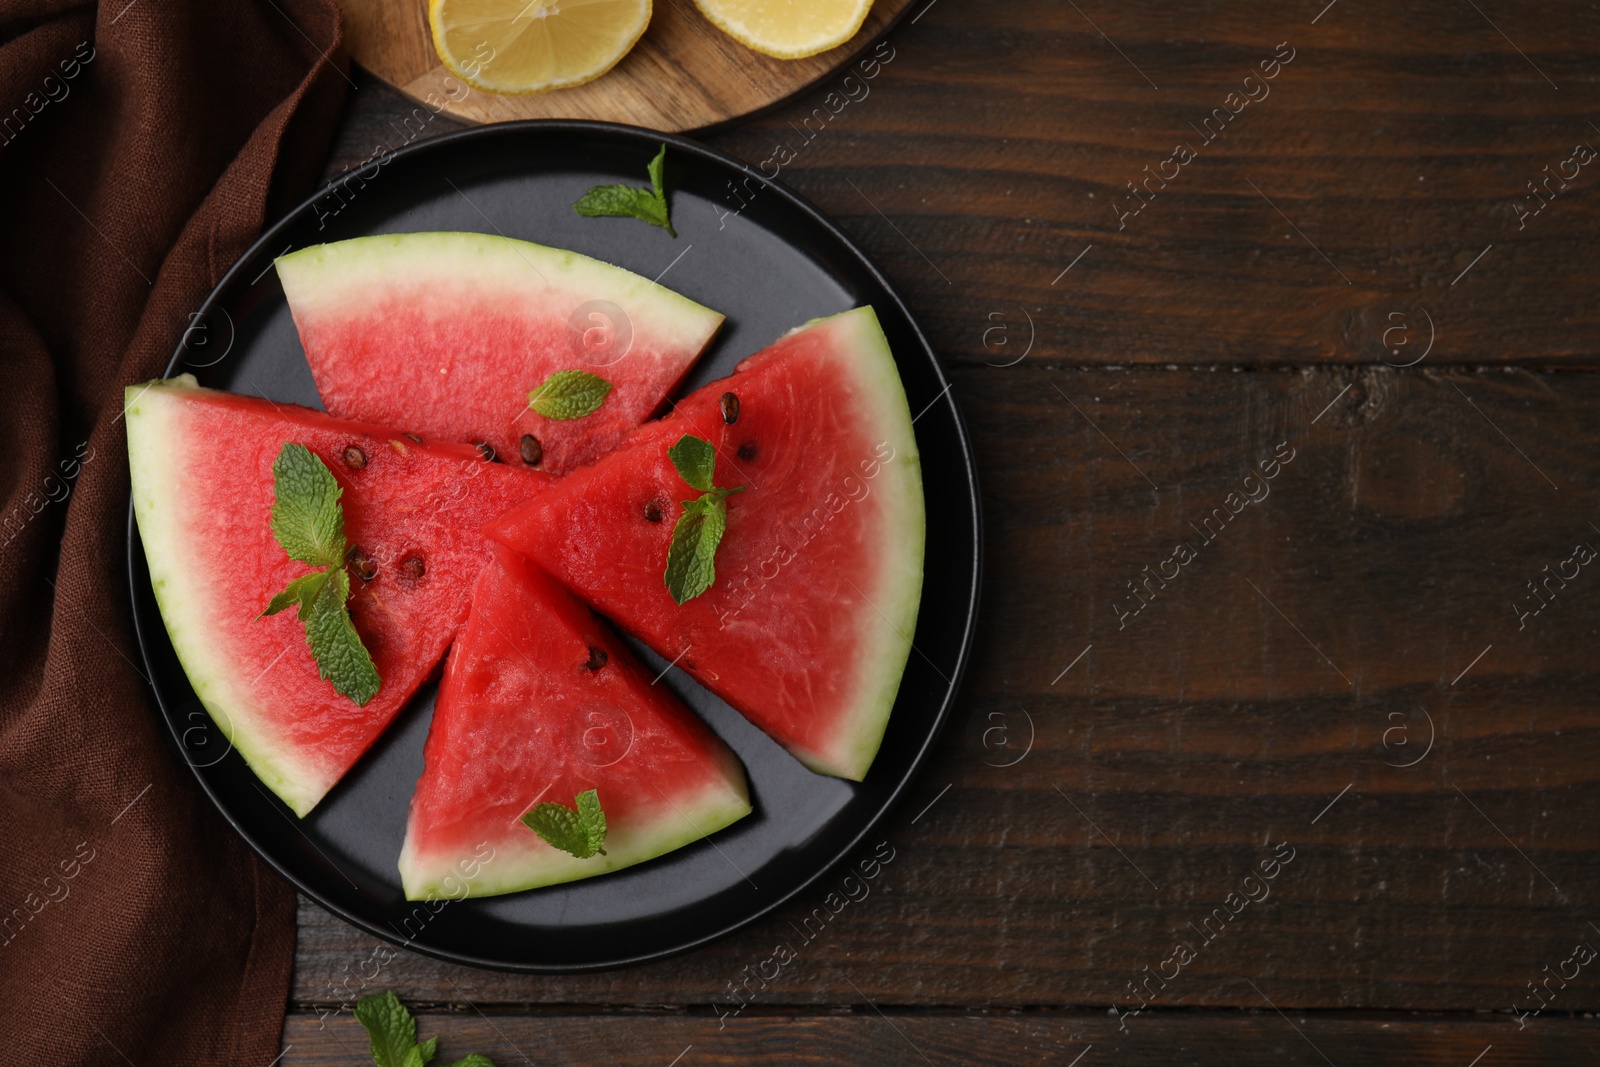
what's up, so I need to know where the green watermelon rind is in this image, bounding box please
[274,231,725,358]
[777,307,926,782]
[397,754,753,900]
[126,375,326,816]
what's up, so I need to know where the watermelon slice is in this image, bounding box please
[126,376,554,816]
[486,307,925,781]
[399,545,751,900]
[276,232,726,475]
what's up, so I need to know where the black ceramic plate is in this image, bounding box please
[127,121,980,972]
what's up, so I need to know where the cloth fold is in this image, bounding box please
[0,0,347,1059]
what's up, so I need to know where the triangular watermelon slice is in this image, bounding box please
[399,545,751,900]
[276,232,726,475]
[486,307,925,781]
[126,376,555,816]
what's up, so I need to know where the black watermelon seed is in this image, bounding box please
[519,434,543,467]
[345,547,377,582]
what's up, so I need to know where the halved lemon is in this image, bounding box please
[429,0,652,94]
[690,0,872,59]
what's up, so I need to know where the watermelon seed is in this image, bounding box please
[519,433,543,467]
[345,547,377,582]
[720,392,740,424]
[737,441,758,461]
[401,556,426,580]
[476,441,499,463]
[585,646,609,671]
[404,432,423,444]
[643,500,663,523]
[342,445,368,470]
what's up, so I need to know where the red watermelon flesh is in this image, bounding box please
[126,376,555,816]
[276,232,726,475]
[399,545,751,900]
[486,307,925,781]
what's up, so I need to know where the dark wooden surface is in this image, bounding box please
[285,1,1600,1061]
[284,1013,1600,1065]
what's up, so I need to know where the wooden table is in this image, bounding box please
[285,2,1600,1061]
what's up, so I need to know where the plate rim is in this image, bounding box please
[126,118,984,972]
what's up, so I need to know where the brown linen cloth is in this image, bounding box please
[0,0,348,1060]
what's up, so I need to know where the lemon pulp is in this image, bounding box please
[690,0,873,59]
[429,0,652,94]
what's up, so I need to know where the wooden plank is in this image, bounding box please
[335,0,915,131]
[280,1011,1600,1065]
[703,0,1600,366]
[292,365,1600,1011]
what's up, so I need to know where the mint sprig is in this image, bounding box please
[572,143,677,237]
[354,989,497,1067]
[663,434,745,605]
[528,369,612,420]
[521,788,608,859]
[260,570,328,620]
[663,497,726,605]
[268,439,346,565]
[258,442,381,706]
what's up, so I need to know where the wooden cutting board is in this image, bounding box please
[337,0,917,131]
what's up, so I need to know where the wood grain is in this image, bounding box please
[701,0,1600,367]
[336,0,915,130]
[280,1012,1600,1065]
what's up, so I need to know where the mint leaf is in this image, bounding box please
[521,788,608,858]
[575,788,608,856]
[572,144,676,237]
[572,184,667,228]
[667,433,717,492]
[528,369,613,420]
[303,567,382,706]
[354,991,422,1067]
[258,569,327,620]
[355,990,496,1067]
[664,496,727,605]
[269,442,346,567]
[662,434,746,604]
[258,443,382,707]
[647,142,668,207]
